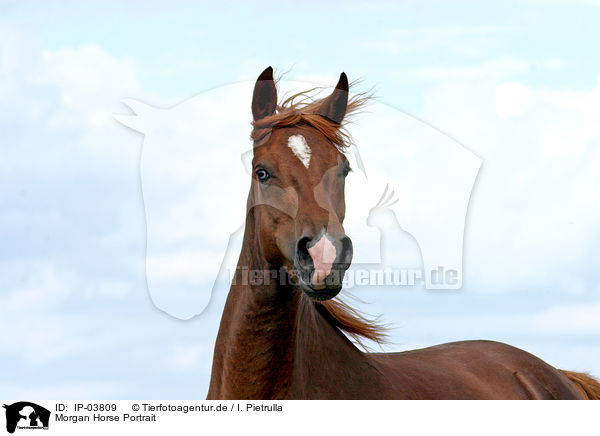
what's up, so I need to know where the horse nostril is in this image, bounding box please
[295,236,313,269]
[339,236,353,266]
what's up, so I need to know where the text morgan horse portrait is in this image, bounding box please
[207,67,600,400]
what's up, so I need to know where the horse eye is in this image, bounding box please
[342,163,351,177]
[256,168,270,183]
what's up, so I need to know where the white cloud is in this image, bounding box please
[395,57,565,82]
[1,14,599,397]
[418,74,600,293]
[0,260,137,365]
[40,43,140,130]
[494,81,534,118]
[0,262,71,312]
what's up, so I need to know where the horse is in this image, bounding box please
[207,67,600,399]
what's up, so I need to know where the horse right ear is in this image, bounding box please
[317,72,349,124]
[252,66,277,121]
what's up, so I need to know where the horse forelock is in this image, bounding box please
[251,83,369,150]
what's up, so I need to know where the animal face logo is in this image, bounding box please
[114,75,482,320]
[3,402,50,434]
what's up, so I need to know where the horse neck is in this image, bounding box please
[208,210,377,399]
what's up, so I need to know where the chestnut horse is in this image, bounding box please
[207,67,600,399]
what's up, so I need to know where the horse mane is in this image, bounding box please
[315,297,387,347]
[251,81,370,149]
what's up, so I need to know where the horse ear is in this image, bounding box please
[317,72,349,124]
[252,66,277,121]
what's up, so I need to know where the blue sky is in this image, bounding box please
[1,0,600,398]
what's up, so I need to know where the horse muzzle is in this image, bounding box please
[293,232,353,300]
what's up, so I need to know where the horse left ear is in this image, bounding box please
[252,66,277,121]
[317,72,349,124]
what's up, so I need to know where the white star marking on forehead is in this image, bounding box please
[287,134,312,168]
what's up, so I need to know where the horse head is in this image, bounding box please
[248,67,359,301]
